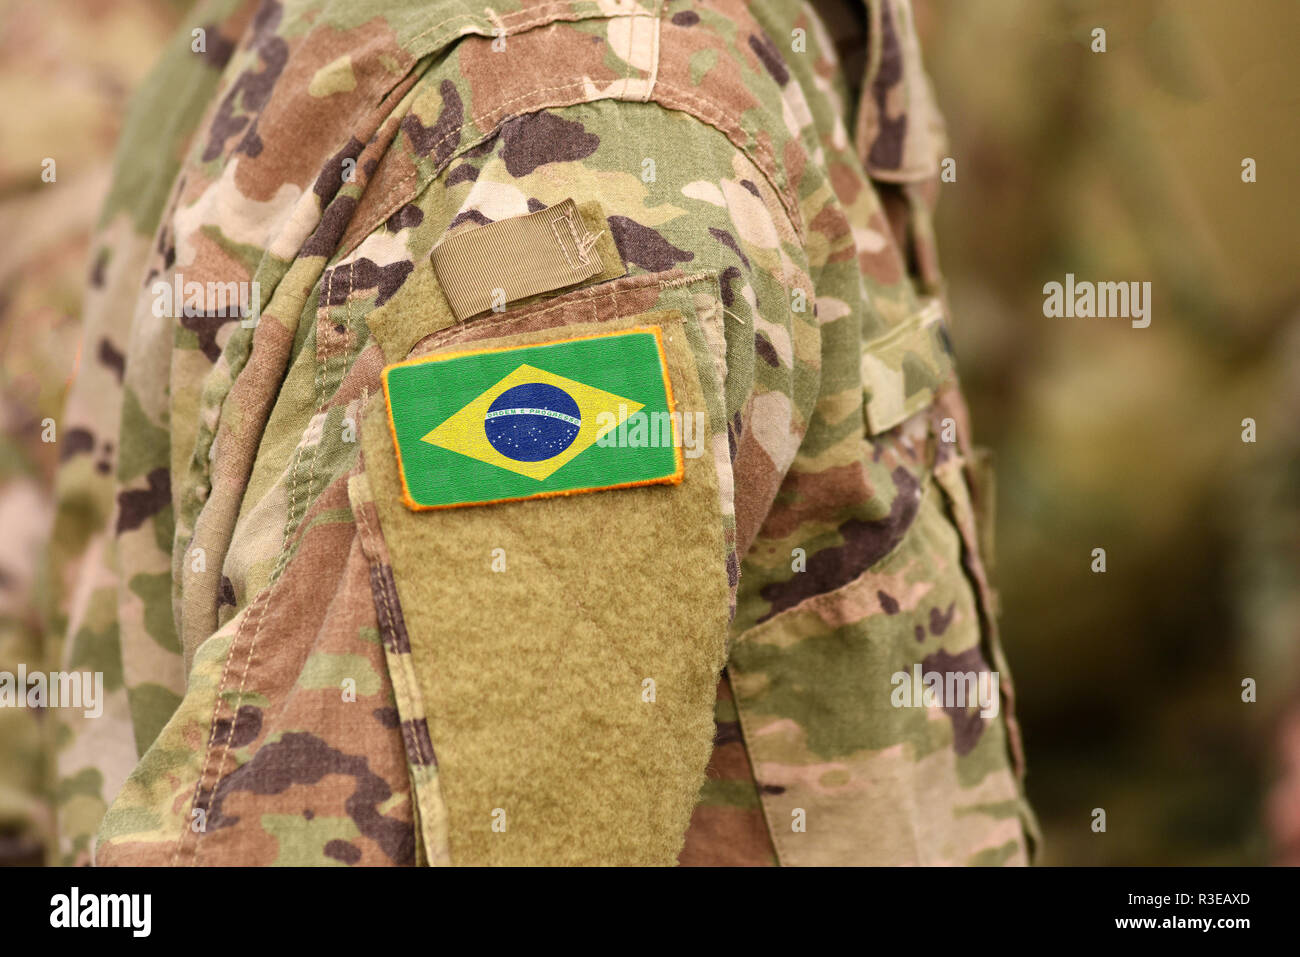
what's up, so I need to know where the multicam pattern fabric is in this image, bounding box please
[38,0,1034,865]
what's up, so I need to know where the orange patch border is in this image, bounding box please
[381,325,685,511]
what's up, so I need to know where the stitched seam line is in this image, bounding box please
[175,596,256,865]
[352,462,449,860]
[355,504,424,769]
[650,81,803,239]
[345,5,659,261]
[349,79,591,259]
[566,210,588,266]
[727,666,785,865]
[187,263,340,864]
[644,1,663,102]
[405,3,633,51]
[411,272,708,354]
[363,78,803,257]
[652,82,784,186]
[428,79,594,166]
[550,214,579,269]
[620,6,635,100]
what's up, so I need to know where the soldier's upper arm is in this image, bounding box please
[343,99,808,865]
[86,0,1033,868]
[89,5,815,867]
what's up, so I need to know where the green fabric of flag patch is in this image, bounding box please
[382,327,683,509]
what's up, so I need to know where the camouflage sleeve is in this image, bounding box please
[715,0,1038,865]
[39,0,261,865]
[93,88,808,865]
[352,96,813,865]
[53,0,1033,866]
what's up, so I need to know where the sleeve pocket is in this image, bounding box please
[353,270,736,865]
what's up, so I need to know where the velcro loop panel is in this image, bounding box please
[359,310,730,865]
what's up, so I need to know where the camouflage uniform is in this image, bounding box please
[42,0,1036,865]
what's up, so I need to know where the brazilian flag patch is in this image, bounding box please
[382,327,683,509]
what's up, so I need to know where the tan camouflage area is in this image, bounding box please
[0,0,188,865]
[35,0,1035,865]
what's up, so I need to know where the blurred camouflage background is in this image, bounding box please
[918,0,1300,864]
[1,0,1296,864]
[0,0,193,864]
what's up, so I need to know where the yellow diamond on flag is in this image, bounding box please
[421,363,642,481]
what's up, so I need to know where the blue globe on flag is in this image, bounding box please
[484,382,582,462]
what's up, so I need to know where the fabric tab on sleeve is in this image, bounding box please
[431,199,612,320]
